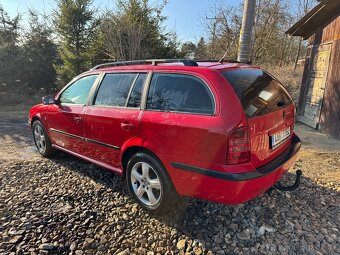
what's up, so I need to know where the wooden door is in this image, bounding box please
[298,43,332,129]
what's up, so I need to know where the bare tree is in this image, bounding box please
[200,3,242,60]
[101,12,146,60]
[199,0,317,66]
[293,0,318,69]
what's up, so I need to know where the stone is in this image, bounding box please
[278,245,287,254]
[193,247,203,255]
[9,235,23,244]
[320,228,328,235]
[257,225,276,237]
[305,233,317,243]
[132,206,138,214]
[116,248,130,255]
[122,213,128,220]
[213,236,223,244]
[16,248,23,255]
[23,223,33,230]
[316,233,324,242]
[237,229,251,240]
[15,230,25,235]
[171,229,177,236]
[325,235,334,243]
[97,245,107,251]
[216,250,225,255]
[70,241,77,251]
[177,239,186,250]
[156,247,164,253]
[83,238,95,249]
[39,243,55,250]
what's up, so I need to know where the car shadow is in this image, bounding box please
[47,151,339,254]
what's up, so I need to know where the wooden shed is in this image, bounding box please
[286,0,340,139]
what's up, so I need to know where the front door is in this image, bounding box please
[46,74,99,153]
[83,72,147,171]
[299,43,332,128]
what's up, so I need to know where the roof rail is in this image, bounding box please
[195,59,221,62]
[90,59,199,70]
[195,59,241,64]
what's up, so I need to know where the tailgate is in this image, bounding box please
[221,68,295,168]
[247,104,295,167]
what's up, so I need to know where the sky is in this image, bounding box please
[0,0,241,42]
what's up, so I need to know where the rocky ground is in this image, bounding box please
[0,107,339,255]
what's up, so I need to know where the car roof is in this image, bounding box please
[86,61,259,74]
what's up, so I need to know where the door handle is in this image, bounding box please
[121,121,134,131]
[74,116,81,123]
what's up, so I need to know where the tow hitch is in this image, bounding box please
[274,170,302,191]
[267,170,302,193]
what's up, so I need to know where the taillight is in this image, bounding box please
[227,126,250,164]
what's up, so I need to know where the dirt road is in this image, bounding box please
[0,106,339,254]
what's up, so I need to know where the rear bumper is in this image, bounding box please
[169,134,301,204]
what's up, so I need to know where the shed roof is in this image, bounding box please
[286,0,340,39]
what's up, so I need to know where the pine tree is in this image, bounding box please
[54,0,98,85]
[180,42,197,59]
[195,37,208,60]
[0,5,21,89]
[22,11,58,92]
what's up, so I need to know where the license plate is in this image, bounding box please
[270,127,291,149]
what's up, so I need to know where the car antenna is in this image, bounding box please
[218,50,228,63]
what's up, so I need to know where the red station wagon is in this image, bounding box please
[29,59,302,213]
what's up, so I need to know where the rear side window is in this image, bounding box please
[95,73,137,107]
[146,73,214,115]
[221,69,293,118]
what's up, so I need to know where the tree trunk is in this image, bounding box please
[294,38,302,70]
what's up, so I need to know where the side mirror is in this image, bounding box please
[42,95,56,105]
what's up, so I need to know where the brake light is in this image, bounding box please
[227,126,250,164]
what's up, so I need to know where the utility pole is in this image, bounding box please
[237,0,256,63]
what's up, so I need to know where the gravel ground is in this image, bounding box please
[0,111,339,255]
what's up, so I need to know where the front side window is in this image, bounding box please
[94,73,137,107]
[146,73,214,115]
[59,75,98,105]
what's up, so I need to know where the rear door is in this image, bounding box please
[222,68,295,167]
[82,72,147,170]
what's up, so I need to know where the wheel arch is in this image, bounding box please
[31,114,42,127]
[121,146,161,177]
[31,114,54,143]
[120,138,165,177]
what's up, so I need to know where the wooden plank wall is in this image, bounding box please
[298,13,340,138]
[320,39,340,139]
[297,46,312,116]
[309,15,340,45]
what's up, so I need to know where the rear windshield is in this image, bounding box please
[221,69,293,118]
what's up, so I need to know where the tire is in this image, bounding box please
[32,120,55,157]
[126,152,179,213]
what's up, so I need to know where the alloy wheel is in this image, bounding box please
[130,162,162,206]
[34,125,46,153]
